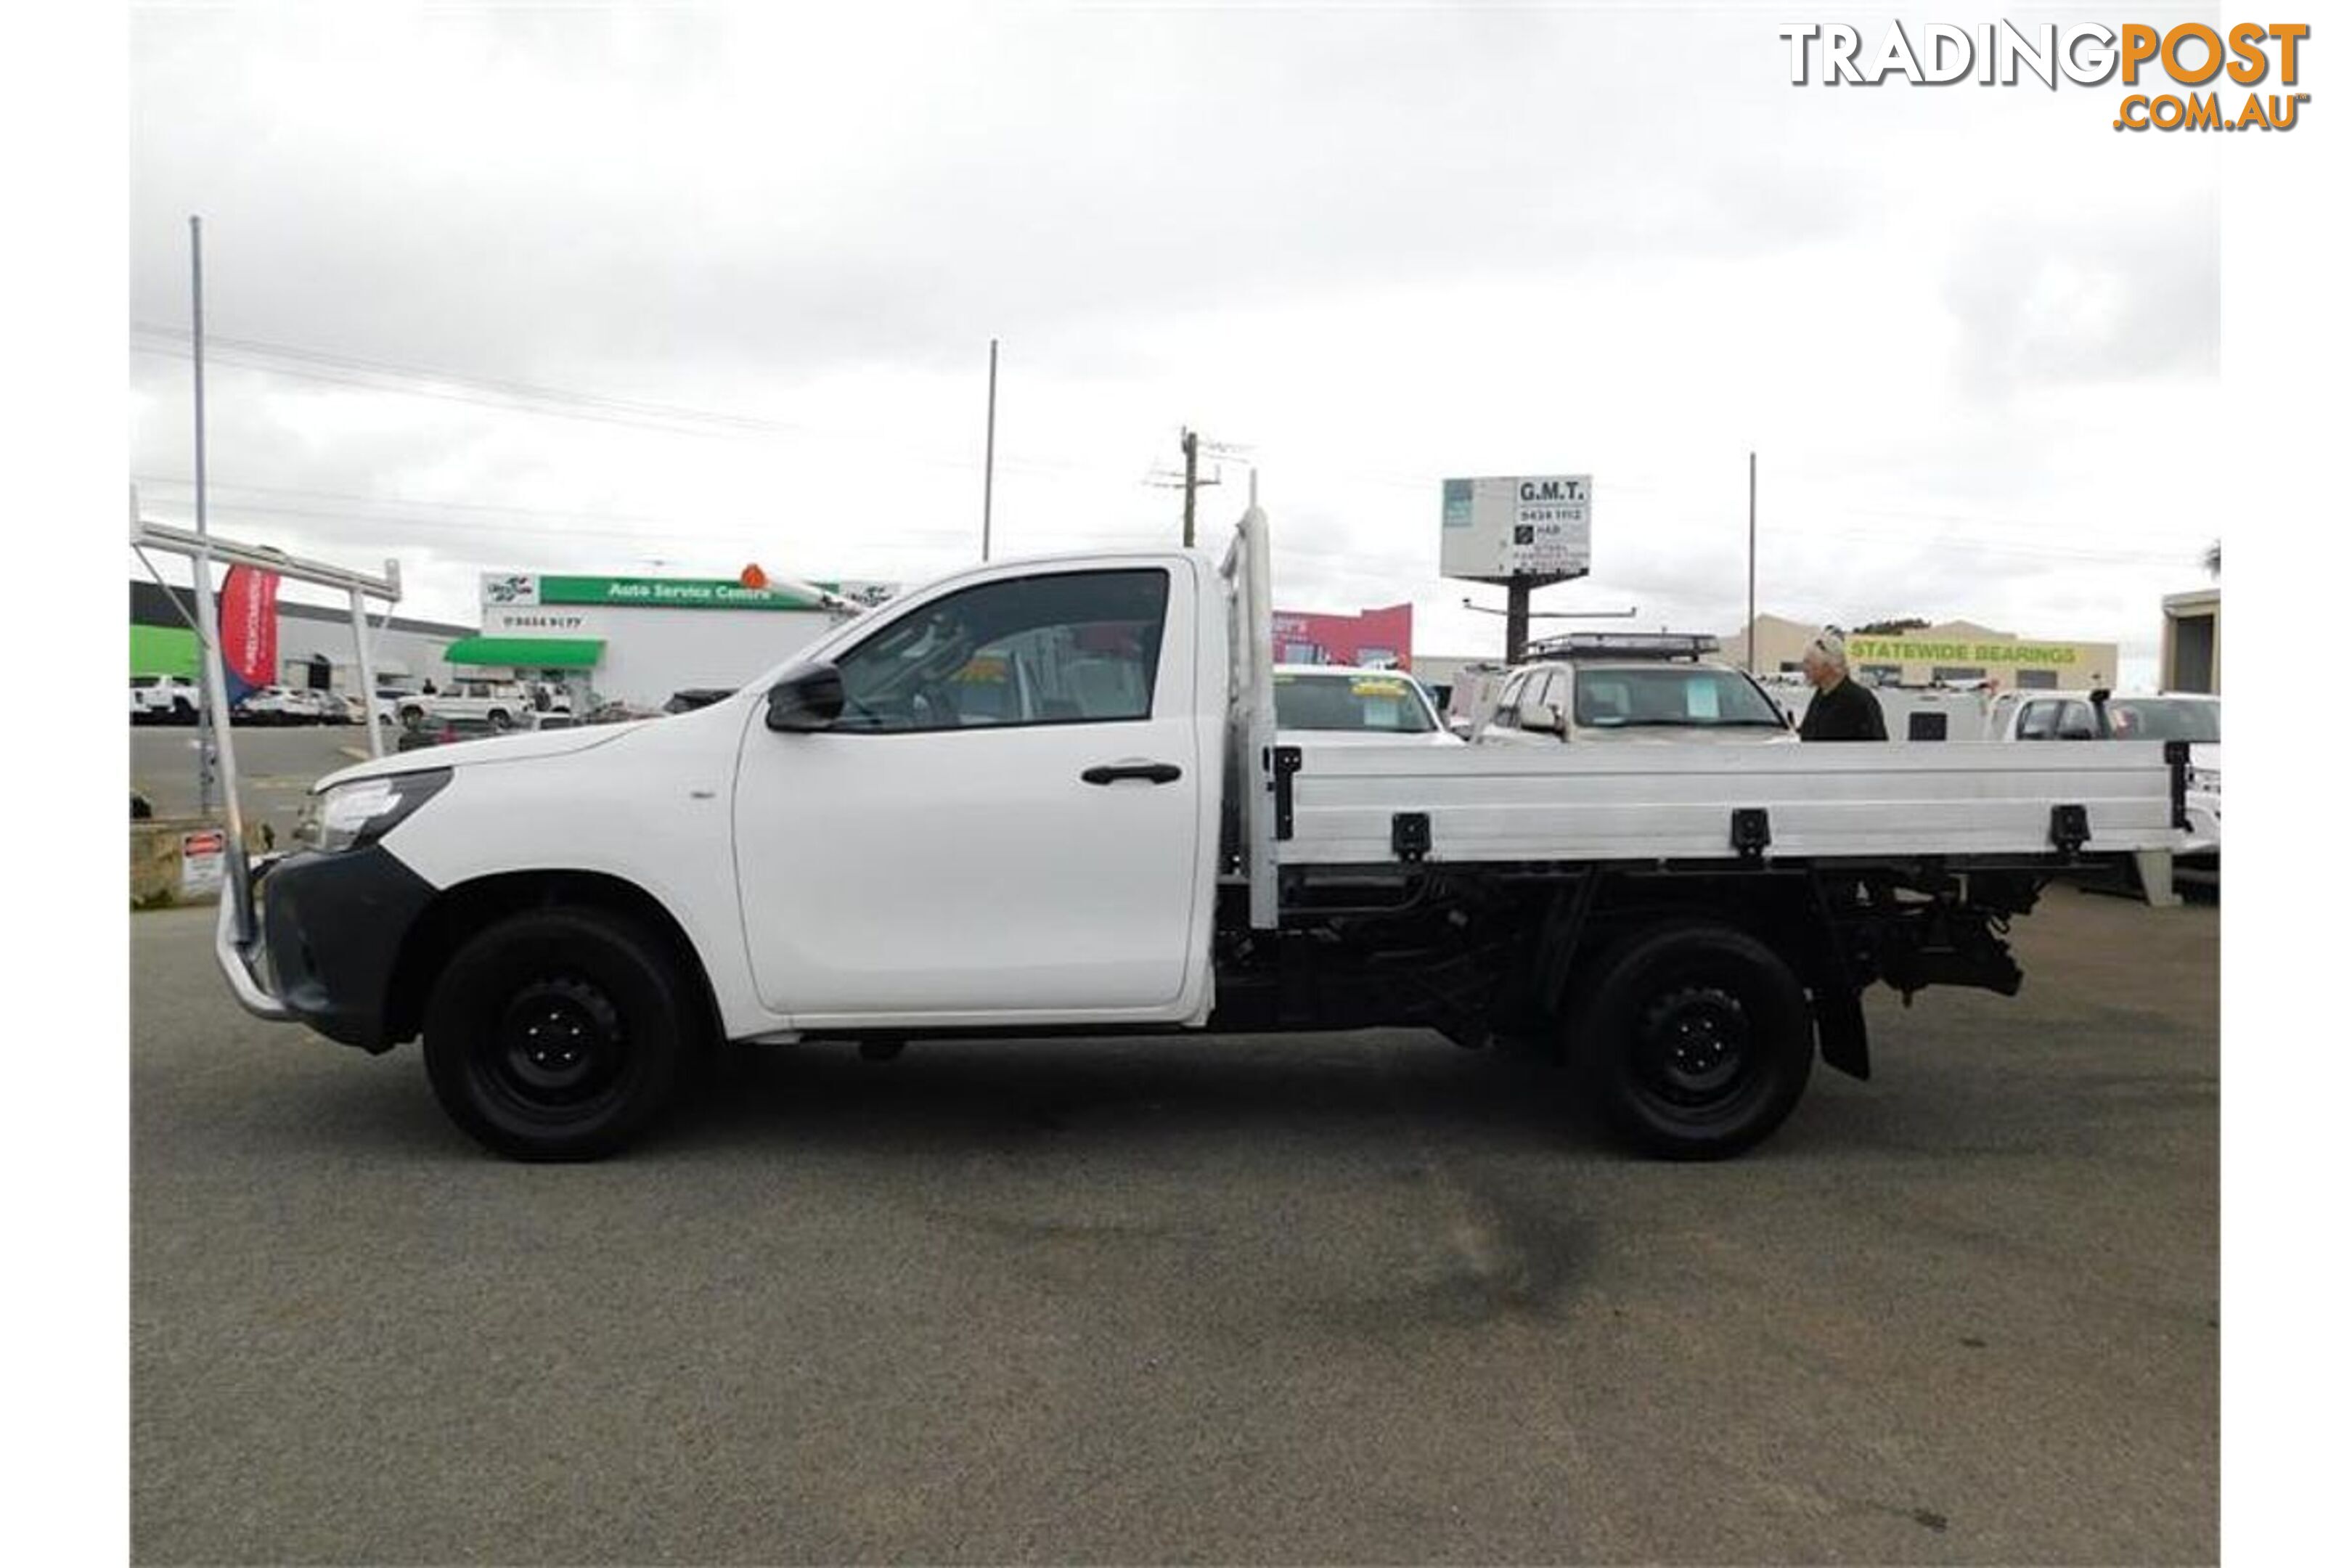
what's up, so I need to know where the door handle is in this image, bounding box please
[1081,761,1183,785]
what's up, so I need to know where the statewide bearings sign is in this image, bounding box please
[1440,475,1593,584]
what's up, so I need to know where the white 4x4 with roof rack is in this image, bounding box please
[212,507,2194,1164]
[396,679,539,732]
[1477,633,1798,746]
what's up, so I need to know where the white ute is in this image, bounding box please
[216,510,2194,1161]
[1984,689,2219,884]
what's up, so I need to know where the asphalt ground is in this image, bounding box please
[131,884,2217,1564]
[131,724,380,841]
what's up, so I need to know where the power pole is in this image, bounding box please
[1180,427,1199,548]
[1746,449,1757,674]
[981,338,999,562]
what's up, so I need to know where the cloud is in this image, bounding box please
[129,5,2218,687]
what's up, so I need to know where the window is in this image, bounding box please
[1273,671,1437,733]
[2017,700,2062,740]
[2014,669,2059,690]
[1489,671,1528,728]
[1572,666,1787,730]
[1930,665,1987,685]
[830,569,1168,733]
[2106,698,2219,743]
[1858,663,1905,687]
[2056,701,2099,740]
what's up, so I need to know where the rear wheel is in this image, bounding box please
[1568,921,1813,1160]
[487,709,513,731]
[423,908,689,1159]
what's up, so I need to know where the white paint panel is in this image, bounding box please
[1278,740,2184,864]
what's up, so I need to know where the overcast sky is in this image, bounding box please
[128,4,2219,680]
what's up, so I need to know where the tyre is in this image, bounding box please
[399,706,426,730]
[487,709,513,731]
[1567,920,1814,1160]
[422,907,690,1159]
[173,701,197,724]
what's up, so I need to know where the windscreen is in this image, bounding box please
[1573,666,1787,729]
[2105,698,2220,743]
[1273,672,1437,733]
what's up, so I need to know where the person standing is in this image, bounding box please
[1797,629,1887,740]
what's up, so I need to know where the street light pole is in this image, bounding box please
[981,338,998,562]
[187,216,245,847]
[1746,449,1757,674]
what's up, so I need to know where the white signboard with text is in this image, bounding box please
[1440,474,1593,582]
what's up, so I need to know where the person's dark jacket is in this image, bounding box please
[1799,677,1887,740]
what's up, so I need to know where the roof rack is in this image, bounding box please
[1524,631,1720,662]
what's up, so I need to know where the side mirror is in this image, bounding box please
[1519,699,1564,736]
[765,661,845,732]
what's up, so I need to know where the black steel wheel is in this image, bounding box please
[1569,921,1813,1159]
[423,908,689,1159]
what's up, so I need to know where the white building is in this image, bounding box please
[457,571,893,708]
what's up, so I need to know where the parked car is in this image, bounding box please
[1271,664,1461,746]
[394,715,507,752]
[290,688,348,725]
[369,688,418,727]
[1984,690,2220,883]
[1476,634,1797,747]
[233,685,311,725]
[130,674,203,725]
[396,679,536,732]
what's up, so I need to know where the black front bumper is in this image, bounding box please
[256,846,438,1051]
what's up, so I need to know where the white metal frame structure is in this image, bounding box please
[131,513,403,993]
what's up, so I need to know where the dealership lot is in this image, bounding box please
[131,725,373,841]
[131,883,2215,1564]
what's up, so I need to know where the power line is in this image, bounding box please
[128,329,1132,481]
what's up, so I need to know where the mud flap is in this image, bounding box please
[1814,987,1871,1081]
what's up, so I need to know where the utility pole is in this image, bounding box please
[981,338,998,561]
[1746,449,1757,674]
[1150,427,1226,538]
[1180,427,1199,548]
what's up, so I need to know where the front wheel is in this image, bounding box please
[486,709,513,731]
[1568,921,1814,1160]
[423,908,690,1159]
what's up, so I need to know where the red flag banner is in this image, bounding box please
[218,563,281,702]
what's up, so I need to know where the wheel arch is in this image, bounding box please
[385,869,724,1050]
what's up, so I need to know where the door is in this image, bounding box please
[732,563,1204,1023]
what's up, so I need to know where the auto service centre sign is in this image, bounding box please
[481,573,893,613]
[1440,475,1593,584]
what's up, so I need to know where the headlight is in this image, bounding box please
[296,769,452,852]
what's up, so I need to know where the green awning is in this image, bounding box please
[445,635,605,670]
